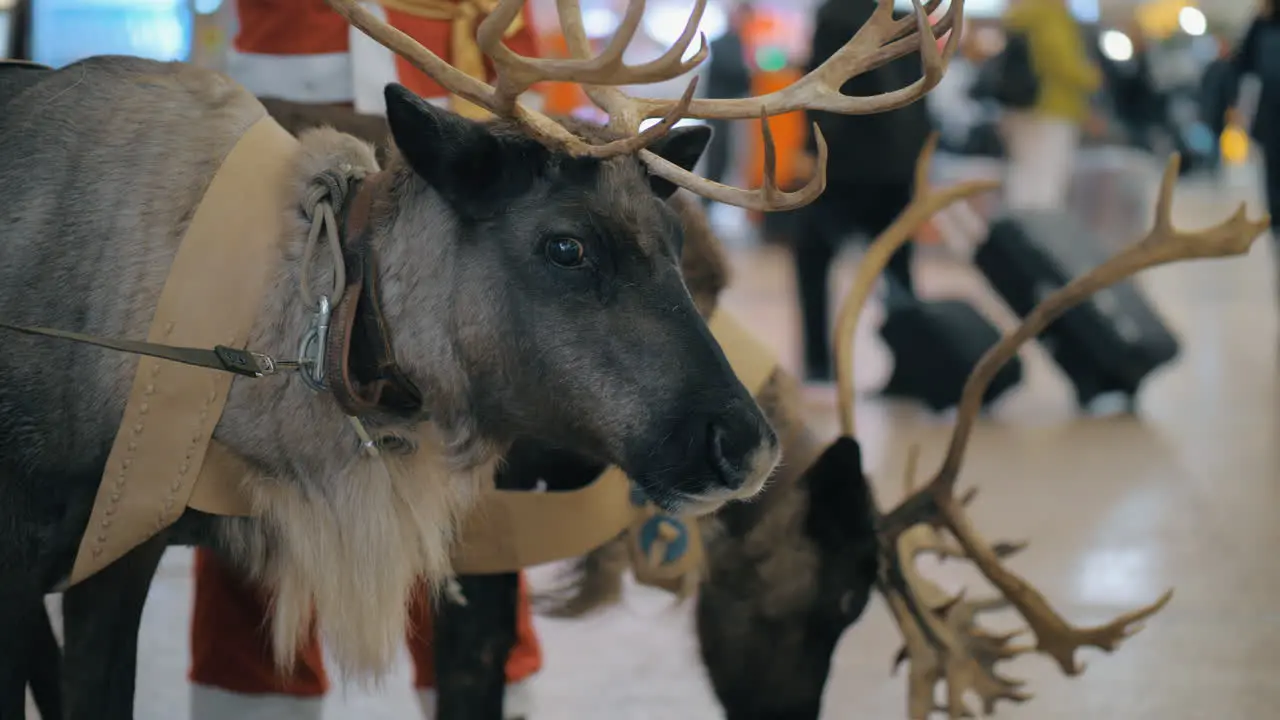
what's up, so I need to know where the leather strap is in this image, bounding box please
[322,176,424,419]
[68,114,298,585]
[0,176,423,418]
[189,440,258,517]
[0,321,275,377]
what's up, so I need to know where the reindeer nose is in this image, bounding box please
[707,414,772,490]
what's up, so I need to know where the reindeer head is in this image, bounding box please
[324,0,961,511]
[696,433,880,720]
[376,88,774,510]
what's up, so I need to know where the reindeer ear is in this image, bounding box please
[803,437,878,552]
[645,125,712,200]
[384,84,542,217]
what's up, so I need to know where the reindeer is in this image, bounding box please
[0,0,963,717]
[542,151,1269,719]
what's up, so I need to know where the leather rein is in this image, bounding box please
[0,172,423,422]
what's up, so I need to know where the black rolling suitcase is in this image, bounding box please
[975,210,1180,409]
[879,298,1023,412]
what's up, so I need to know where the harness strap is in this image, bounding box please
[0,321,276,377]
[0,173,424,422]
[67,114,298,586]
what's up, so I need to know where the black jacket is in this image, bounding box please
[707,30,752,100]
[1231,16,1280,148]
[804,0,934,187]
[1109,51,1166,128]
[1201,57,1236,137]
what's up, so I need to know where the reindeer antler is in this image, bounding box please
[826,152,1267,717]
[875,154,1269,715]
[574,0,965,210]
[884,446,1031,718]
[326,0,698,157]
[327,0,964,211]
[883,525,1034,719]
[615,0,962,120]
[833,133,999,436]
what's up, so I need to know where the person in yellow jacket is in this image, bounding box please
[1000,0,1102,211]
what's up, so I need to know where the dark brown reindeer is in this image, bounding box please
[1,0,963,718]
[543,153,1269,720]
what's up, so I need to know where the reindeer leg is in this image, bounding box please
[0,581,46,719]
[60,531,168,720]
[27,604,63,720]
[432,573,520,720]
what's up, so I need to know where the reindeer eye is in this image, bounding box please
[545,237,586,268]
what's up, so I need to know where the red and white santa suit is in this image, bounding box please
[189,2,544,718]
[226,0,544,117]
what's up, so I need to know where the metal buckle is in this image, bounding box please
[297,295,331,392]
[213,346,269,377]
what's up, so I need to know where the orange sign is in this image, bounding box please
[537,30,589,116]
[745,66,806,198]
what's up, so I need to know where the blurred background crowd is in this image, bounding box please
[2,0,1274,393]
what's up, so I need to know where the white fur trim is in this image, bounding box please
[225,50,354,104]
[504,678,536,718]
[350,2,399,117]
[190,684,325,720]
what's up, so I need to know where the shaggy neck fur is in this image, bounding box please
[212,128,494,677]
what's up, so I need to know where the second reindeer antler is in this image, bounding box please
[833,133,1000,437]
[327,0,964,211]
[873,154,1269,717]
[826,149,1267,717]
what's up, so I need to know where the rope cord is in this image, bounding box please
[299,169,351,310]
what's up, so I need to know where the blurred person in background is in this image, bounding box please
[1202,36,1238,139]
[1227,0,1280,247]
[1000,0,1101,210]
[5,0,30,60]
[792,0,933,382]
[928,26,991,153]
[703,2,754,205]
[1197,36,1242,175]
[1107,20,1166,150]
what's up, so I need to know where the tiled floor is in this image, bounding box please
[31,164,1280,719]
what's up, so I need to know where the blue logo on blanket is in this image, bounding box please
[637,516,689,566]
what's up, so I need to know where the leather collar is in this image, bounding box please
[323,174,424,420]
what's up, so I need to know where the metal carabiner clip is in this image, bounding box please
[296,295,331,392]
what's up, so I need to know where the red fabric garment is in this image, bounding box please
[188,549,543,694]
[384,4,541,100]
[189,549,329,695]
[233,0,350,56]
[405,572,543,687]
[230,0,543,100]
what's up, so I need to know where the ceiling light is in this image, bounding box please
[642,0,728,48]
[1178,6,1207,37]
[1099,29,1134,62]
